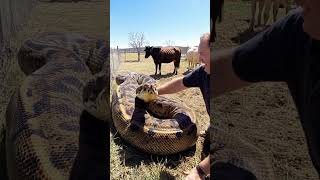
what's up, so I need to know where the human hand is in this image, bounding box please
[185,167,204,180]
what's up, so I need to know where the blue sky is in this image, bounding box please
[110,0,210,48]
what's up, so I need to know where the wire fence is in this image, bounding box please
[0,0,37,51]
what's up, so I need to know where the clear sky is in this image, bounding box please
[110,0,210,48]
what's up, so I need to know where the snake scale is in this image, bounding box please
[111,72,199,155]
[5,32,109,179]
[210,125,275,179]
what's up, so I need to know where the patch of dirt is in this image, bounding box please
[212,0,318,179]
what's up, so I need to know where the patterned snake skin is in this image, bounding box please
[210,126,275,179]
[111,72,199,155]
[5,32,108,179]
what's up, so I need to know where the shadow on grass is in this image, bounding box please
[159,170,176,180]
[150,73,176,80]
[0,126,8,180]
[231,28,265,44]
[110,123,197,169]
[231,21,270,44]
[182,70,193,76]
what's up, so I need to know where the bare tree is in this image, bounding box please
[128,32,146,62]
[164,40,175,46]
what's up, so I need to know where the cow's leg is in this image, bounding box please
[285,0,289,14]
[257,0,265,26]
[263,0,271,26]
[155,64,158,75]
[159,63,162,75]
[174,62,178,75]
[173,63,176,74]
[272,0,279,23]
[249,0,257,30]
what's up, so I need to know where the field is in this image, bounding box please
[110,53,209,179]
[212,0,318,179]
[0,1,107,179]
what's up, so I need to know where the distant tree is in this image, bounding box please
[128,32,146,61]
[164,40,175,46]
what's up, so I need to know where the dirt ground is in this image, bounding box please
[212,0,318,179]
[110,55,210,179]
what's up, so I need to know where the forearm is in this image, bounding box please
[158,77,187,95]
[212,48,251,97]
[199,156,210,175]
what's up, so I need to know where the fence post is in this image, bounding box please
[117,46,119,62]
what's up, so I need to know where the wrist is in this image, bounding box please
[157,87,164,95]
[196,164,207,179]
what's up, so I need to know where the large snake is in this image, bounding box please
[5,32,109,179]
[111,72,199,155]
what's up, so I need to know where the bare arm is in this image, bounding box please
[212,48,252,97]
[157,76,187,95]
[185,156,210,179]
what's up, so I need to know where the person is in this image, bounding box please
[213,0,320,178]
[157,32,211,179]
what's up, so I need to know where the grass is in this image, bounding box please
[117,52,187,62]
[110,57,209,179]
[119,52,146,61]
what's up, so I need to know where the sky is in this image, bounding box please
[110,0,210,48]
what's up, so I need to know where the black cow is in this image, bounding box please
[211,0,224,43]
[144,46,181,75]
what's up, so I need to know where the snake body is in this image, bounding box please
[210,126,275,179]
[111,72,199,155]
[5,32,108,179]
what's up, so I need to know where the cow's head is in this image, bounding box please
[210,0,224,44]
[144,46,153,59]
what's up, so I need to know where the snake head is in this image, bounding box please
[136,83,158,103]
[83,71,110,122]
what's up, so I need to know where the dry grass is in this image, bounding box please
[212,0,318,179]
[119,52,146,62]
[110,57,209,179]
[118,52,187,62]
